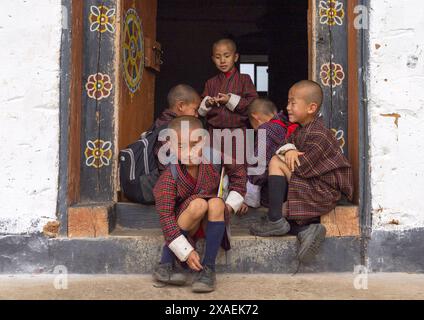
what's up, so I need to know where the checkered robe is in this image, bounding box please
[153,109,177,172]
[247,116,287,206]
[153,160,246,251]
[202,68,258,129]
[283,116,353,220]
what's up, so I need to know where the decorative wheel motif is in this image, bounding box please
[122,8,144,95]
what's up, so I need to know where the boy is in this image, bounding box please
[199,38,258,158]
[242,98,298,211]
[153,84,201,172]
[250,80,353,263]
[153,116,246,293]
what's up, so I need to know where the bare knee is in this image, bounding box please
[269,155,282,169]
[187,198,208,220]
[269,155,292,180]
[207,198,225,221]
[269,155,286,175]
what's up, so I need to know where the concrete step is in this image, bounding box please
[100,203,362,274]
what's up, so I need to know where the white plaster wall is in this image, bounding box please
[368,0,424,230]
[0,1,62,234]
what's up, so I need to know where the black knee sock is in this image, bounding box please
[267,175,288,222]
[202,221,225,271]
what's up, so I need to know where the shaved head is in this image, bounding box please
[212,38,237,54]
[291,80,323,109]
[248,98,277,117]
[168,115,204,133]
[167,84,200,109]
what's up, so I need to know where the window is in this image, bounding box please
[240,55,268,93]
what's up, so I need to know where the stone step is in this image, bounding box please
[103,203,361,273]
[108,227,361,274]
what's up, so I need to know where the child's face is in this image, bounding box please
[177,99,200,118]
[171,128,205,166]
[249,111,275,130]
[212,44,239,73]
[249,115,261,130]
[286,86,317,126]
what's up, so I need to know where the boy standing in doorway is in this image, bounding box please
[199,38,258,160]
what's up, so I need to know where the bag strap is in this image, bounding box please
[170,163,178,181]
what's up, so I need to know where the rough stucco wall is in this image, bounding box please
[368,0,424,230]
[0,1,62,234]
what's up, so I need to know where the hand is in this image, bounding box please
[226,204,234,215]
[186,250,203,271]
[284,150,305,172]
[215,93,230,105]
[236,203,249,216]
[206,98,218,108]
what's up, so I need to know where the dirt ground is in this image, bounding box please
[0,273,423,300]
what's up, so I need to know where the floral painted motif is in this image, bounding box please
[89,5,116,33]
[319,0,345,26]
[320,62,345,87]
[85,73,113,100]
[84,140,113,168]
[331,128,345,153]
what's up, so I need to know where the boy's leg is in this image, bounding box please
[250,155,291,236]
[160,198,208,264]
[192,198,225,293]
[154,199,208,285]
[177,198,209,234]
[297,220,326,263]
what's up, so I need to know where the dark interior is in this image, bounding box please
[154,0,309,118]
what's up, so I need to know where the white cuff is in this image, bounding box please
[276,143,297,156]
[244,181,261,208]
[225,94,241,111]
[199,96,212,117]
[225,190,244,213]
[168,234,194,262]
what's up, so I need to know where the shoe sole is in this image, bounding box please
[249,224,291,237]
[298,225,326,263]
[153,272,187,286]
[192,282,215,293]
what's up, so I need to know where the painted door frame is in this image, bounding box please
[58,0,369,238]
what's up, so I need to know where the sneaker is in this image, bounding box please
[192,265,216,293]
[249,216,291,236]
[297,224,326,263]
[152,262,187,286]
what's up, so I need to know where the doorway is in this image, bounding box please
[154,0,309,118]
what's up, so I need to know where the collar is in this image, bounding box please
[223,67,237,79]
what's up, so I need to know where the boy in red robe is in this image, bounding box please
[153,84,201,172]
[153,116,246,293]
[199,38,258,161]
[250,80,353,263]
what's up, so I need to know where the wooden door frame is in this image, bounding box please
[59,0,366,237]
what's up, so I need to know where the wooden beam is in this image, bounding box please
[321,206,360,237]
[67,0,84,205]
[68,203,116,238]
[348,0,360,204]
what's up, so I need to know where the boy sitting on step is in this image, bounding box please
[153,84,201,173]
[240,98,298,213]
[250,80,353,263]
[153,116,246,293]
